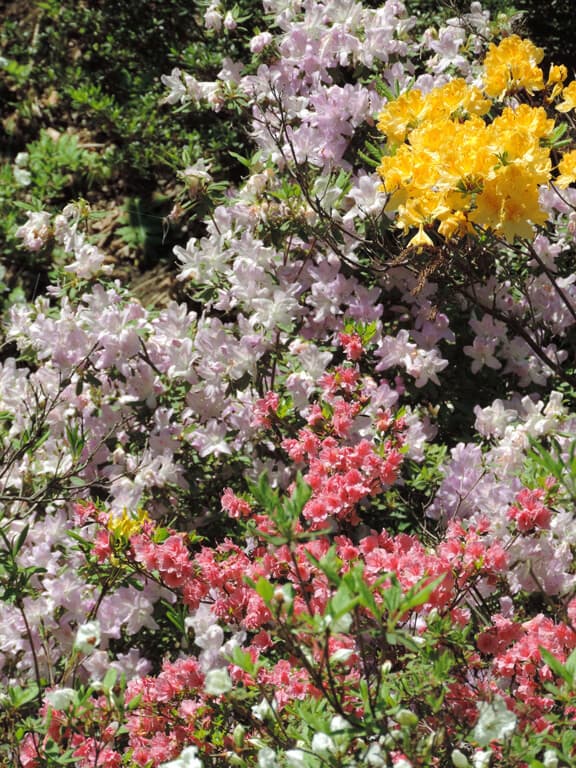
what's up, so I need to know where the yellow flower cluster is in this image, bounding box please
[376,36,576,248]
[107,508,151,541]
[483,35,545,99]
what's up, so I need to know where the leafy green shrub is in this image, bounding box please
[0,0,262,307]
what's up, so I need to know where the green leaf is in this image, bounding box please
[13,524,29,556]
[282,473,312,521]
[8,683,39,708]
[228,646,257,676]
[228,150,252,168]
[306,545,342,585]
[351,571,381,619]
[540,646,573,685]
[254,576,275,604]
[565,646,576,680]
[329,581,358,619]
[400,575,446,615]
[101,667,119,693]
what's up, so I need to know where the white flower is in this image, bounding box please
[543,750,559,768]
[181,159,213,198]
[13,167,31,186]
[45,687,77,710]
[311,732,335,755]
[252,697,276,720]
[330,647,354,663]
[74,621,101,655]
[204,668,233,695]
[161,68,188,104]
[471,696,516,746]
[195,623,224,650]
[258,747,277,768]
[16,210,52,251]
[330,715,351,734]
[471,750,492,768]
[285,750,307,768]
[365,743,386,767]
[159,746,203,768]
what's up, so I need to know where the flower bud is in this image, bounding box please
[394,709,419,727]
[451,750,471,768]
[74,621,101,655]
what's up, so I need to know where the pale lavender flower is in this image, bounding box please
[343,172,388,223]
[375,330,448,387]
[250,31,274,53]
[204,2,223,30]
[188,419,233,457]
[463,335,502,374]
[224,11,237,30]
[161,68,189,104]
[16,211,51,251]
[474,400,517,439]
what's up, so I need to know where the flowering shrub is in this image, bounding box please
[376,35,576,247]
[4,1,576,767]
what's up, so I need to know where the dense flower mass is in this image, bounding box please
[377,35,576,245]
[4,2,576,767]
[482,35,545,98]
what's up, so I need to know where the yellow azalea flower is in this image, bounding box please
[438,209,470,240]
[486,105,553,184]
[377,89,426,145]
[556,149,576,188]
[490,104,555,143]
[429,117,493,186]
[546,64,568,101]
[376,70,557,245]
[377,145,415,205]
[482,35,545,99]
[408,225,434,249]
[556,80,576,112]
[470,164,547,241]
[422,78,491,122]
[108,508,151,540]
[397,190,450,235]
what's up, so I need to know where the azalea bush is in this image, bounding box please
[4,1,576,767]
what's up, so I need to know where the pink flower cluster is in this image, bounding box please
[284,432,403,527]
[26,486,576,766]
[507,487,552,533]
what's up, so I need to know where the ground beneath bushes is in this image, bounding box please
[0,0,195,310]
